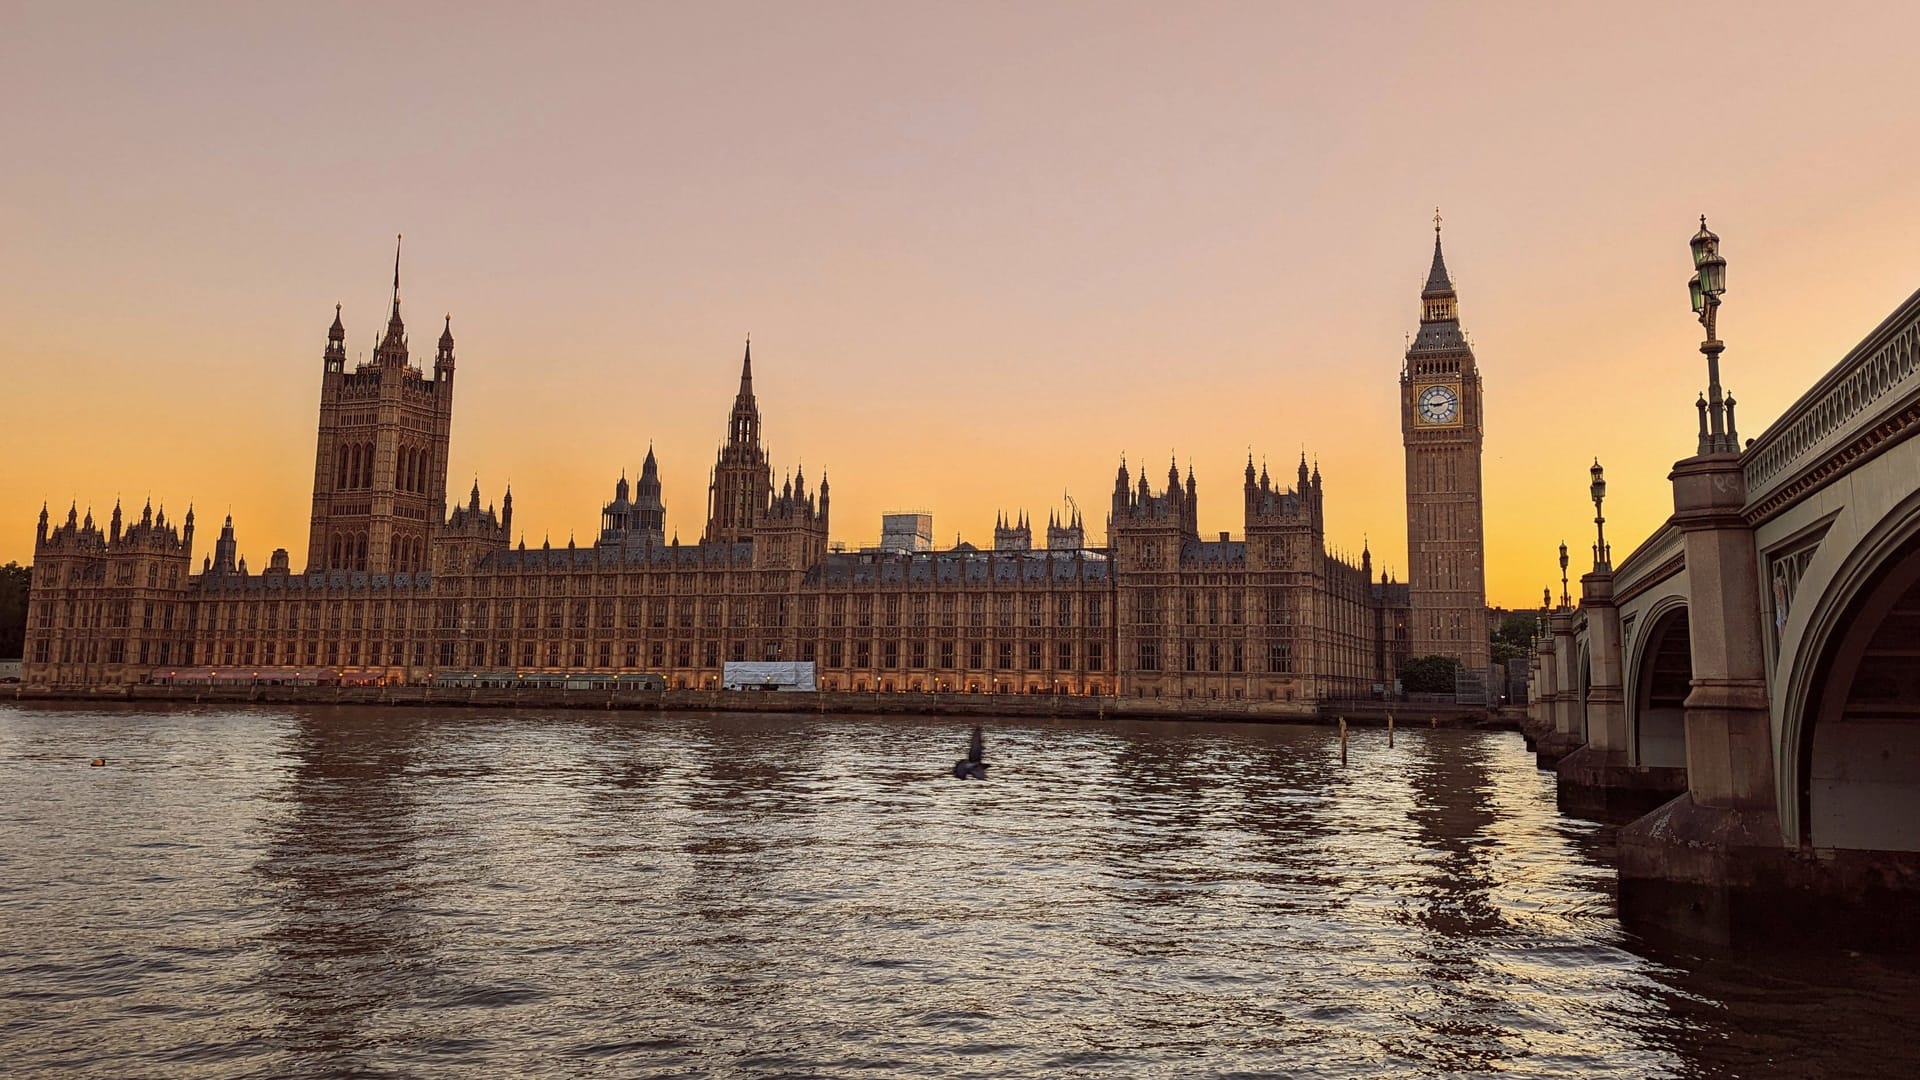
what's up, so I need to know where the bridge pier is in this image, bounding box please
[1558,748,1688,822]
[1616,793,1920,949]
[1519,651,1545,751]
[1525,612,1580,766]
[1618,451,1784,944]
[1544,608,1583,760]
[1525,632,1554,761]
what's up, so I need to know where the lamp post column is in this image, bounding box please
[1578,460,1624,754]
[1551,602,1580,746]
[1670,217,1772,809]
[1534,614,1563,763]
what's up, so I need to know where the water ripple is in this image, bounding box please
[3,703,1919,1078]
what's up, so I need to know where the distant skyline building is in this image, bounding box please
[877,513,934,554]
[24,231,1512,701]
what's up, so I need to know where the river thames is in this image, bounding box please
[2,703,1917,1078]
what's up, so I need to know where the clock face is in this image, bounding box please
[1418,384,1459,425]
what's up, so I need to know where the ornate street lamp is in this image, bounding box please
[1558,543,1571,610]
[1590,459,1611,571]
[1689,216,1738,454]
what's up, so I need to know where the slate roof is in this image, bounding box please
[480,540,752,571]
[1409,319,1469,353]
[193,569,433,594]
[804,548,1110,588]
[1180,539,1246,567]
[1423,233,1454,296]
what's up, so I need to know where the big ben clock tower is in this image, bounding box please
[1402,213,1490,674]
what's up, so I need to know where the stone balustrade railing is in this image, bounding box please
[1742,289,1920,506]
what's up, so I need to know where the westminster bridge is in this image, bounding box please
[1525,238,1920,945]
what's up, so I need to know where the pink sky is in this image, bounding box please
[4,2,1918,607]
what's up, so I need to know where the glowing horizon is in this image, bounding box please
[6,4,1920,610]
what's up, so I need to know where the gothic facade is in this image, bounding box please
[25,247,1434,704]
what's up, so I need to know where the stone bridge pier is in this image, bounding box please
[1613,449,1783,941]
[1520,601,1584,766]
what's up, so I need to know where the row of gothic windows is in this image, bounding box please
[325,531,427,573]
[333,442,435,494]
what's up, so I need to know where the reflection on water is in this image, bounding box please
[2,703,1919,1078]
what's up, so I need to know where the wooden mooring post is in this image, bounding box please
[1339,716,1348,765]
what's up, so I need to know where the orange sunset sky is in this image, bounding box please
[4,3,1918,609]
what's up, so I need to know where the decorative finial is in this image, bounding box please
[1434,206,1442,234]
[392,234,402,304]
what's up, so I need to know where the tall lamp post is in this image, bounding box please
[1558,542,1571,610]
[1590,460,1611,572]
[1688,216,1738,454]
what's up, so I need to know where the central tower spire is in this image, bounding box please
[377,233,408,364]
[706,336,771,544]
[1422,209,1458,323]
[728,336,760,448]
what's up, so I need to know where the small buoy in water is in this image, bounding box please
[89,757,106,767]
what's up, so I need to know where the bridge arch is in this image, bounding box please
[1626,598,1690,769]
[1785,490,1920,849]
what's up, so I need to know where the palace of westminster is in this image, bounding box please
[23,229,1492,703]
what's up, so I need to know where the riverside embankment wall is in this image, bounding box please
[9,685,1514,728]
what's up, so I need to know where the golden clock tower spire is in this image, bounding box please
[1401,214,1491,686]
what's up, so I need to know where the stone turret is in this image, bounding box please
[439,479,510,574]
[994,511,1032,552]
[1245,449,1323,574]
[1047,500,1085,551]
